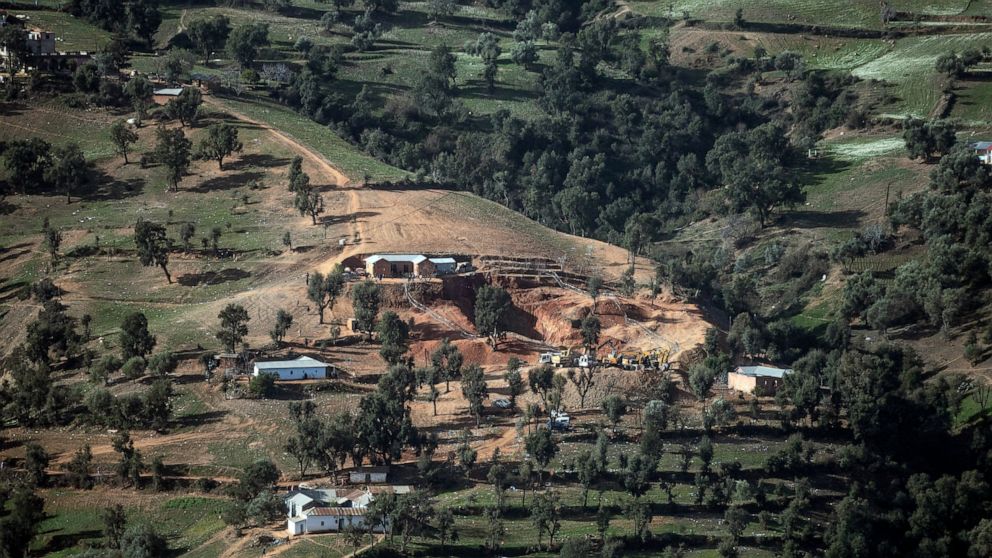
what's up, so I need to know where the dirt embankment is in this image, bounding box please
[396,274,711,368]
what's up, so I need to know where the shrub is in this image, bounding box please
[248,372,278,398]
[121,356,147,380]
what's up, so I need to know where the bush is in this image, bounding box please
[147,351,178,377]
[196,477,218,493]
[122,356,147,380]
[248,372,278,398]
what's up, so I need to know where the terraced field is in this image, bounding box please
[629,0,974,28]
[853,32,992,117]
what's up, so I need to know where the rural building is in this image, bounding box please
[285,485,412,536]
[152,87,185,105]
[364,254,426,278]
[349,466,389,484]
[0,19,56,62]
[429,257,457,274]
[364,254,459,278]
[728,365,792,395]
[252,356,333,380]
[288,507,374,535]
[973,141,992,165]
[285,488,339,518]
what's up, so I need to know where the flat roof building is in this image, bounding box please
[253,356,333,380]
[728,365,792,395]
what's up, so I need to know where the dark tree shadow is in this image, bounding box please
[318,210,380,227]
[177,268,251,287]
[86,176,147,201]
[782,209,866,229]
[37,529,103,555]
[174,410,229,427]
[0,280,28,303]
[226,153,292,171]
[189,171,266,193]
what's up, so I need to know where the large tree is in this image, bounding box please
[119,312,156,360]
[153,127,192,192]
[707,123,805,227]
[0,25,28,87]
[46,143,88,204]
[124,74,154,119]
[4,138,52,195]
[461,364,489,426]
[165,87,202,127]
[474,285,512,349]
[270,309,293,347]
[133,219,172,283]
[377,311,410,365]
[110,120,139,165]
[307,265,345,324]
[198,122,243,170]
[351,280,381,338]
[227,22,270,68]
[293,176,325,225]
[216,303,250,352]
[468,32,501,91]
[355,390,418,465]
[187,15,231,63]
[903,118,957,162]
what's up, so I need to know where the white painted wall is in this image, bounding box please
[253,366,327,380]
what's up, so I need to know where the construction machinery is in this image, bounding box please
[602,347,672,371]
[537,346,595,368]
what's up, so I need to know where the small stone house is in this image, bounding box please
[728,365,791,395]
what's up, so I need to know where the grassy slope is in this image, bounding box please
[34,492,231,557]
[631,0,972,27]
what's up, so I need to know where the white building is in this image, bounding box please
[285,488,340,518]
[253,356,333,380]
[349,466,389,484]
[285,485,412,536]
[0,26,56,59]
[288,507,374,535]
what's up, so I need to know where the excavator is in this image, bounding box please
[614,347,671,371]
[538,346,595,368]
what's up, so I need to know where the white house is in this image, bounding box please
[288,507,375,535]
[285,488,339,518]
[349,466,389,484]
[253,356,333,380]
[286,485,412,536]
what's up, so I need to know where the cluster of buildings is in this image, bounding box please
[285,468,410,535]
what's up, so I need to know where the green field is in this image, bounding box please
[853,33,992,117]
[34,493,231,557]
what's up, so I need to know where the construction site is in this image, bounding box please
[326,252,709,377]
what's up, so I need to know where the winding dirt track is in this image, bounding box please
[203,97,350,187]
